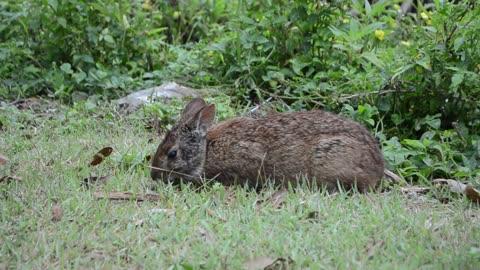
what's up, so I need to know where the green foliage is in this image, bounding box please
[0,0,231,99]
[2,0,480,183]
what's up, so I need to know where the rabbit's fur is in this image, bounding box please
[151,98,384,192]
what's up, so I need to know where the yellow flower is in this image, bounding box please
[394,4,401,11]
[400,41,411,47]
[420,12,429,20]
[374,30,385,41]
[173,11,181,19]
[342,18,349,23]
[426,19,432,25]
[142,0,153,11]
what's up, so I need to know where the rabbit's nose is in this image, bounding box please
[150,169,162,180]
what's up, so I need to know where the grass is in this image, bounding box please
[1,99,480,269]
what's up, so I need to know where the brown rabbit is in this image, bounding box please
[151,98,384,192]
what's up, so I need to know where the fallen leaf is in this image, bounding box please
[433,179,466,194]
[0,175,22,183]
[0,155,9,168]
[432,179,480,203]
[89,147,113,166]
[94,191,160,202]
[83,175,109,188]
[465,184,480,204]
[51,207,63,222]
[258,189,289,209]
[364,239,385,260]
[225,187,236,205]
[242,257,290,270]
[197,227,216,244]
[306,211,319,220]
[242,257,277,270]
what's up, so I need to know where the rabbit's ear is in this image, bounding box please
[185,103,215,132]
[197,104,216,132]
[182,98,207,119]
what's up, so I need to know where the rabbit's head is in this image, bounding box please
[151,98,215,184]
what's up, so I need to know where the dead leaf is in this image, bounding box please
[258,189,289,209]
[51,207,63,222]
[94,191,160,202]
[364,239,385,260]
[242,257,290,270]
[433,178,466,194]
[89,147,113,166]
[0,175,22,183]
[432,179,480,204]
[0,155,9,168]
[83,175,109,188]
[465,184,480,204]
[197,227,216,244]
[225,186,236,205]
[306,211,319,220]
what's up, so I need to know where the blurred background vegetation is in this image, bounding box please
[1,0,479,183]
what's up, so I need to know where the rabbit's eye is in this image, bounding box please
[167,150,177,159]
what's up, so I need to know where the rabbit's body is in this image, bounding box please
[151,98,384,192]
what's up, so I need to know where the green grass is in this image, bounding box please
[1,101,479,269]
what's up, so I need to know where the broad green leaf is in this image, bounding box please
[361,52,384,68]
[357,22,384,39]
[451,73,464,88]
[328,26,345,37]
[366,118,375,126]
[205,42,226,53]
[60,63,73,74]
[392,64,414,79]
[403,139,426,150]
[73,71,87,83]
[57,17,67,28]
[103,35,115,44]
[364,0,372,16]
[249,34,269,44]
[391,114,403,125]
[290,58,310,76]
[416,55,431,71]
[453,36,465,51]
[426,118,441,129]
[47,0,58,12]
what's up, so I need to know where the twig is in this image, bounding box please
[339,89,415,101]
[94,192,160,201]
[250,97,273,113]
[452,122,468,147]
[383,169,407,184]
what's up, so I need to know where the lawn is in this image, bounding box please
[1,99,479,269]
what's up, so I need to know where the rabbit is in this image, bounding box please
[151,98,384,192]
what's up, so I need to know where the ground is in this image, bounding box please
[1,99,479,269]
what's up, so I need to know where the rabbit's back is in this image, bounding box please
[204,110,384,191]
